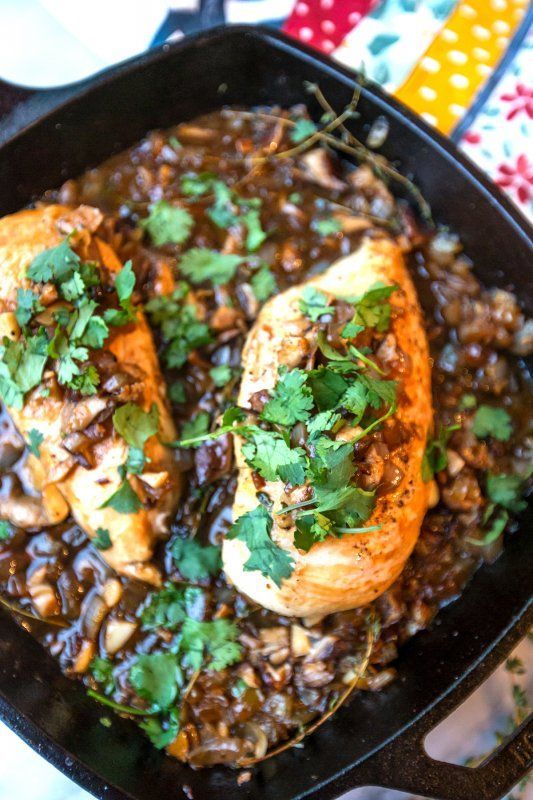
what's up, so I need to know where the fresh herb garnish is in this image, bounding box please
[298,286,331,322]
[226,505,295,587]
[15,288,43,327]
[129,652,182,711]
[113,403,159,451]
[290,118,317,143]
[170,538,222,582]
[104,261,137,327]
[178,248,246,286]
[472,405,513,442]
[93,527,112,550]
[26,428,44,457]
[140,584,204,630]
[100,465,142,514]
[250,264,277,302]
[261,366,314,426]
[0,521,11,541]
[90,656,116,695]
[422,424,461,482]
[179,412,211,448]
[179,618,242,671]
[313,217,342,237]
[140,200,194,246]
[145,283,212,370]
[485,472,527,513]
[209,364,233,387]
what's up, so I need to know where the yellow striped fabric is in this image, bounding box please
[395,0,528,134]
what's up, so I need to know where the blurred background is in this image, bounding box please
[0,1,531,799]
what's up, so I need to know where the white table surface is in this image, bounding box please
[0,639,530,800]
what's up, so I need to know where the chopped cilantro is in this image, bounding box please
[0,520,11,541]
[209,364,233,387]
[181,172,216,196]
[469,508,509,547]
[27,239,81,285]
[129,652,182,711]
[178,248,245,286]
[100,466,142,514]
[170,407,248,449]
[93,527,112,550]
[346,283,397,333]
[250,264,277,302]
[459,393,477,410]
[241,208,267,252]
[288,192,302,204]
[104,261,137,326]
[422,423,461,482]
[0,332,48,409]
[313,217,342,237]
[90,656,115,695]
[486,473,527,513]
[241,428,307,483]
[113,403,159,451]
[140,584,204,630]
[26,428,44,457]
[207,182,237,228]
[179,411,210,448]
[226,505,294,587]
[168,381,186,404]
[290,118,317,143]
[15,288,43,327]
[179,618,242,671]
[139,710,180,749]
[145,286,212,370]
[140,200,194,246]
[261,366,314,426]
[170,538,222,582]
[298,286,331,322]
[472,405,512,442]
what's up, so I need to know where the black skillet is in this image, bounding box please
[0,25,531,800]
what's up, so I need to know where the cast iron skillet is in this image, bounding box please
[0,25,531,800]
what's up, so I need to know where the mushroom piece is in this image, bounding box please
[299,149,347,191]
[104,618,137,655]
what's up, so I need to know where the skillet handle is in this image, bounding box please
[354,710,533,800]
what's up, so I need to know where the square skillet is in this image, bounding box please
[0,24,531,800]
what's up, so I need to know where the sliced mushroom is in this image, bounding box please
[299,149,346,191]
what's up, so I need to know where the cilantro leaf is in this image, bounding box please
[141,201,194,246]
[93,527,112,550]
[169,381,186,404]
[113,403,159,450]
[226,505,294,587]
[242,208,267,252]
[290,118,317,143]
[130,652,182,711]
[261,366,314,426]
[308,367,349,410]
[179,412,210,448]
[306,409,341,436]
[26,428,44,457]
[472,405,512,442]
[207,182,237,229]
[181,172,217,196]
[139,710,180,749]
[68,365,100,396]
[0,332,48,408]
[178,248,245,286]
[209,364,232,387]
[179,618,242,671]
[348,283,396,333]
[15,289,43,326]
[298,286,331,322]
[469,508,509,547]
[170,538,222,582]
[104,261,136,326]
[141,584,204,630]
[250,265,277,302]
[0,521,11,541]
[241,428,307,483]
[146,288,212,370]
[125,446,146,475]
[421,423,460,482]
[60,271,85,302]
[313,217,342,237]
[100,467,142,514]
[90,656,116,695]
[27,239,81,284]
[486,473,527,513]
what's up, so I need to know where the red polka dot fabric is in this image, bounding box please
[283,0,377,54]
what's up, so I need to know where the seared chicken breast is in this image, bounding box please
[0,205,180,584]
[223,237,433,616]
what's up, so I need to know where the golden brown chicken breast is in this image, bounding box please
[0,205,180,584]
[223,236,433,616]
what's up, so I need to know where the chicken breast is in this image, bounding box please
[223,236,433,616]
[0,205,180,584]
